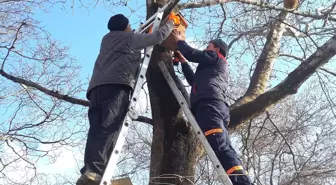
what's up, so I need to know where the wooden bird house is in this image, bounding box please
[284,0,299,10]
[161,12,188,51]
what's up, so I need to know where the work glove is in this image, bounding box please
[173,52,180,66]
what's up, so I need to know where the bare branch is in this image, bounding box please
[0,70,154,127]
[1,22,26,70]
[279,53,305,61]
[230,34,336,130]
[177,0,336,22]
[316,72,336,118]
[320,67,336,77]
[266,111,298,173]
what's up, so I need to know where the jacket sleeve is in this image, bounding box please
[129,21,174,50]
[177,40,218,65]
[181,62,194,86]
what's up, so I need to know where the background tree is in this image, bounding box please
[0,0,335,185]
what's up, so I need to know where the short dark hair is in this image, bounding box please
[210,39,228,57]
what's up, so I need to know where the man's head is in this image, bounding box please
[107,14,132,32]
[206,39,228,57]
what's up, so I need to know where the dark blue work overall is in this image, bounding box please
[178,40,252,185]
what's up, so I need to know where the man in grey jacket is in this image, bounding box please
[76,14,175,185]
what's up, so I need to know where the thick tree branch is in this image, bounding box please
[232,11,289,108]
[229,34,336,130]
[0,69,154,125]
[177,0,336,22]
[0,69,89,106]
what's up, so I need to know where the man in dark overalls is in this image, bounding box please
[172,30,252,185]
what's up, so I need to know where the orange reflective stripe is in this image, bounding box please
[204,128,223,136]
[226,166,244,175]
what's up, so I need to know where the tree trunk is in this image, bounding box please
[146,1,199,183]
[147,46,199,185]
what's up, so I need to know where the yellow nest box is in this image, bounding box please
[161,12,188,51]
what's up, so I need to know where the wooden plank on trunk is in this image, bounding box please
[111,177,133,185]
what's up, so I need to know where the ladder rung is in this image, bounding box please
[139,21,156,34]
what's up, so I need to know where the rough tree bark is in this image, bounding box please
[146,0,199,184]
[147,44,199,184]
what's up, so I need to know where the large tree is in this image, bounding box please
[145,0,336,184]
[1,0,335,185]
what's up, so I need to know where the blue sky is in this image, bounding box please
[32,0,256,91]
[32,1,239,83]
[13,1,334,184]
[34,1,148,81]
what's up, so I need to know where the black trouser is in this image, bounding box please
[192,99,252,185]
[80,84,131,176]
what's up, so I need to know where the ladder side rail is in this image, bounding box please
[128,10,164,119]
[157,61,233,185]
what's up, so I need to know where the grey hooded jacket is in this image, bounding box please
[87,21,174,99]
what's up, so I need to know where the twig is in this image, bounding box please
[319,68,336,77]
[1,22,26,70]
